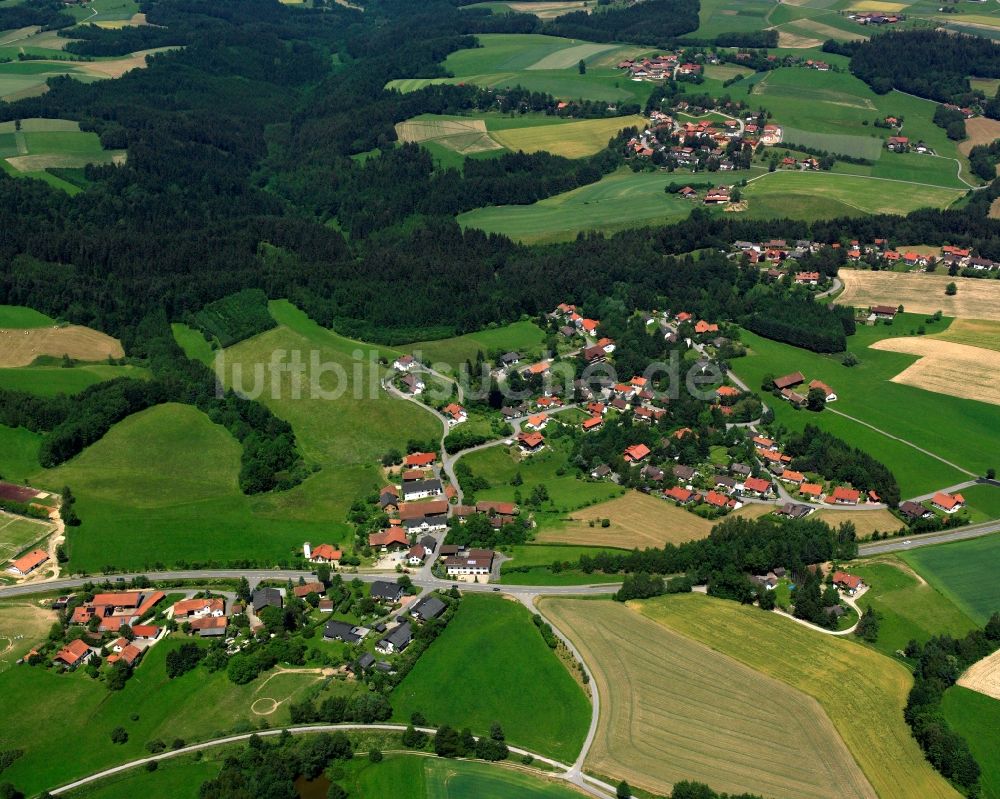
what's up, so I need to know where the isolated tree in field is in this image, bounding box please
[945,282,958,296]
[806,387,827,412]
[578,59,586,74]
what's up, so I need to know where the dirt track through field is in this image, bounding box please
[839,270,1000,321]
[542,599,877,799]
[958,648,1000,701]
[869,337,1000,406]
[0,326,124,367]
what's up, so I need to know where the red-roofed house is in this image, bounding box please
[623,444,651,463]
[832,571,864,595]
[7,549,48,576]
[55,639,93,670]
[931,492,965,513]
[829,486,860,505]
[743,477,772,497]
[404,452,437,468]
[310,544,342,563]
[369,528,410,550]
[517,432,545,453]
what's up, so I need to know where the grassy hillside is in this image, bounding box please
[631,593,962,799]
[391,593,591,762]
[904,536,1000,625]
[942,687,1000,799]
[543,597,876,799]
[849,559,978,658]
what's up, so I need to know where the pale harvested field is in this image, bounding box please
[542,599,876,799]
[958,648,1000,701]
[394,118,504,155]
[839,270,1000,321]
[932,318,1000,352]
[870,337,1000,406]
[632,594,962,799]
[812,508,904,537]
[958,116,1000,157]
[777,30,824,48]
[491,115,646,158]
[0,326,124,367]
[537,491,714,548]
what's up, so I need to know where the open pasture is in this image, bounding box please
[405,319,546,373]
[458,167,699,243]
[839,270,1000,321]
[391,594,591,762]
[630,593,963,799]
[869,336,1000,406]
[490,114,645,157]
[848,559,977,658]
[942,688,1000,799]
[732,327,998,494]
[742,171,964,219]
[536,490,715,549]
[904,534,1000,625]
[0,324,124,367]
[543,597,877,799]
[931,318,1000,352]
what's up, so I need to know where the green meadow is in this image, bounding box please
[458,168,703,243]
[460,438,624,514]
[904,535,1000,625]
[0,363,147,396]
[406,320,547,373]
[387,33,653,105]
[0,633,355,797]
[849,559,977,658]
[0,304,55,328]
[391,593,591,762]
[731,320,1000,496]
[942,688,1000,799]
[0,118,125,194]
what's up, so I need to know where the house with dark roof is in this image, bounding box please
[369,581,405,603]
[376,622,413,654]
[410,595,447,622]
[252,588,283,613]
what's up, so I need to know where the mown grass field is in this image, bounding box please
[731,323,998,495]
[0,632,347,797]
[337,754,591,799]
[406,320,547,374]
[460,439,624,513]
[630,593,962,799]
[64,755,223,799]
[0,118,125,193]
[942,687,1000,799]
[536,490,715,548]
[0,363,147,396]
[849,558,978,658]
[0,424,43,484]
[903,535,1000,625]
[391,594,591,762]
[742,171,964,220]
[0,304,55,328]
[543,597,876,799]
[458,168,701,243]
[40,403,333,571]
[386,34,653,105]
